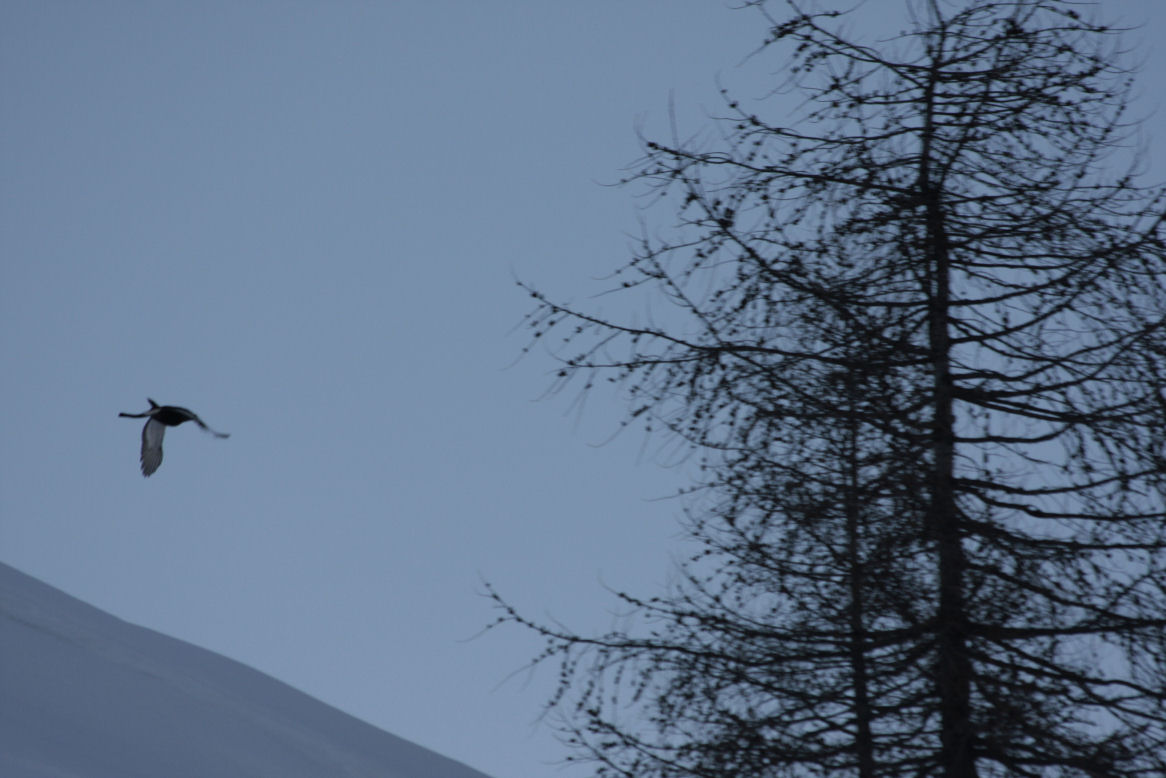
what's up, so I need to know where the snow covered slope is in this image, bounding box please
[0,562,495,778]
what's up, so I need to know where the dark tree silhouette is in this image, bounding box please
[493,2,1166,776]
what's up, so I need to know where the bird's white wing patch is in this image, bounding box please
[140,418,165,476]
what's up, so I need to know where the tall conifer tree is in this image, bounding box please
[498,2,1166,775]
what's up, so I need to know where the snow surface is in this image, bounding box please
[0,562,495,778]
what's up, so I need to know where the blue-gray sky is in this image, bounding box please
[3,3,1163,778]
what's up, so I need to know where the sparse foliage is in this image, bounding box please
[494,1,1166,776]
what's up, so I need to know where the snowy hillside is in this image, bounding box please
[0,562,495,778]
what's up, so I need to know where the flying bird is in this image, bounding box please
[119,398,229,476]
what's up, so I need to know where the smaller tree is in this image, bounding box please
[495,312,936,776]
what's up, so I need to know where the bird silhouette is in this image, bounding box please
[119,398,229,476]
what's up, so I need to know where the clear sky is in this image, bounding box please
[3,3,1163,778]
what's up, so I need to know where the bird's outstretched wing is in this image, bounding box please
[141,418,165,476]
[189,413,230,439]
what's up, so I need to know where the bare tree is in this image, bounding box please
[494,2,1166,776]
